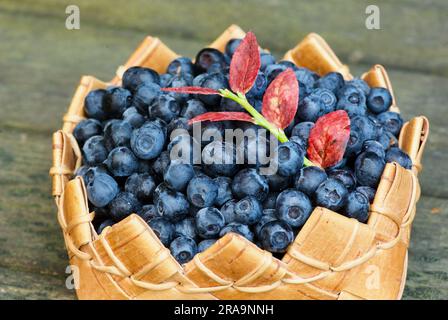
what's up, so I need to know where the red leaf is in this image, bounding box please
[307,110,350,168]
[161,86,220,95]
[229,32,261,94]
[188,112,254,125]
[261,69,299,129]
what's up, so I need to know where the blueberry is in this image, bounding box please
[122,107,145,129]
[151,151,171,181]
[160,73,173,88]
[148,217,174,246]
[132,83,161,114]
[336,85,367,118]
[104,147,139,177]
[265,174,291,192]
[174,217,198,240]
[328,169,357,192]
[103,120,133,150]
[219,222,254,241]
[265,63,287,83]
[262,192,279,209]
[220,199,237,224]
[125,173,156,202]
[344,191,370,222]
[214,177,233,206]
[361,140,386,159]
[376,111,403,137]
[197,72,227,106]
[260,52,276,71]
[167,57,195,76]
[181,99,207,119]
[377,130,398,150]
[86,173,119,207]
[108,192,141,222]
[166,73,194,104]
[307,88,337,116]
[247,71,268,98]
[147,94,180,123]
[164,160,195,191]
[131,121,166,160]
[346,78,370,96]
[354,151,386,188]
[274,141,305,177]
[152,182,171,204]
[345,115,378,158]
[192,73,207,87]
[239,131,270,169]
[291,122,314,143]
[156,188,190,222]
[81,165,109,186]
[123,66,160,92]
[170,236,197,264]
[187,175,219,208]
[97,219,114,234]
[259,220,294,253]
[198,239,217,252]
[225,38,242,57]
[73,119,103,147]
[276,189,312,228]
[82,135,108,165]
[315,72,344,94]
[84,89,107,120]
[167,117,191,137]
[231,168,269,201]
[352,115,378,140]
[254,215,277,238]
[315,178,349,211]
[355,186,376,203]
[200,121,226,146]
[294,67,318,90]
[104,87,132,118]
[294,166,328,197]
[297,94,321,122]
[195,207,225,239]
[385,147,412,169]
[195,48,226,74]
[367,87,392,114]
[137,204,160,222]
[278,60,299,71]
[234,196,263,225]
[202,141,238,177]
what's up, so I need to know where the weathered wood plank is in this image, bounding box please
[0,0,447,76]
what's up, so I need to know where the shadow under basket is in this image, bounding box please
[50,25,430,300]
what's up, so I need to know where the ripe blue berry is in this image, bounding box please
[73,119,103,147]
[195,207,225,239]
[148,217,174,246]
[84,89,107,121]
[315,72,344,94]
[166,57,195,76]
[138,204,160,222]
[259,220,294,253]
[132,83,161,114]
[225,38,242,57]
[234,196,263,225]
[195,48,227,74]
[123,66,160,92]
[103,120,133,150]
[247,71,268,98]
[214,177,233,207]
[219,222,254,242]
[181,99,207,120]
[344,191,370,222]
[174,217,198,240]
[220,199,237,224]
[294,166,328,197]
[82,135,108,165]
[354,152,386,188]
[148,94,180,123]
[376,111,403,137]
[362,140,386,159]
[125,173,156,202]
[198,239,217,252]
[336,85,367,118]
[291,122,314,143]
[122,107,145,129]
[131,121,166,160]
[265,174,291,192]
[104,87,132,118]
[262,192,279,210]
[104,147,139,177]
[231,168,269,201]
[155,188,190,222]
[202,141,238,177]
[108,192,141,222]
[187,175,219,208]
[260,52,276,72]
[385,147,412,169]
[356,186,376,203]
[276,189,312,228]
[170,236,197,264]
[274,141,305,177]
[86,173,119,207]
[367,87,393,114]
[328,169,357,192]
[315,178,349,211]
[163,160,195,191]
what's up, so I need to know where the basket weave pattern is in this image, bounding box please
[50,25,429,300]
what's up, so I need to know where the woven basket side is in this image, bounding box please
[283,33,352,80]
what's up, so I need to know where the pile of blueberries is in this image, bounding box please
[73,38,413,264]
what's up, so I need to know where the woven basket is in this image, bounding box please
[50,25,430,300]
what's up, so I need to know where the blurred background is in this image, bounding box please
[0,0,447,299]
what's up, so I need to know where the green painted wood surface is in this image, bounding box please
[0,0,446,300]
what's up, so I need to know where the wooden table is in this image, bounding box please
[0,0,446,299]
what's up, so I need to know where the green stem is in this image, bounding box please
[220,89,315,167]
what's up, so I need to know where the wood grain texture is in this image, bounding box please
[0,0,446,299]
